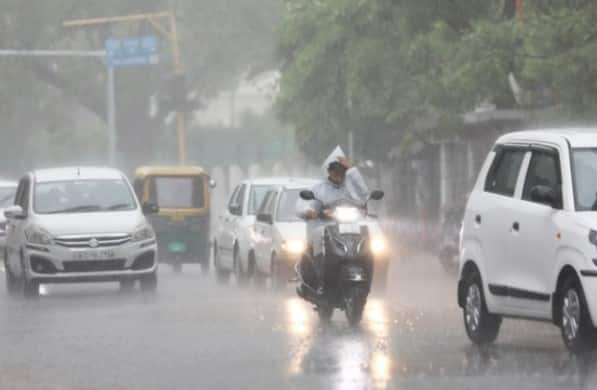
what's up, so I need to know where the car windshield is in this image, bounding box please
[276,189,308,222]
[34,179,137,214]
[0,186,16,208]
[149,176,205,209]
[572,149,597,211]
[248,185,273,215]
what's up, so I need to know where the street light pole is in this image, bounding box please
[107,66,116,165]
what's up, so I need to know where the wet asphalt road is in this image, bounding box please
[0,254,595,390]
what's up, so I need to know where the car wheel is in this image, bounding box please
[559,275,597,353]
[214,244,230,285]
[23,278,39,299]
[270,254,286,291]
[140,272,158,292]
[234,248,248,287]
[463,270,501,345]
[4,253,19,296]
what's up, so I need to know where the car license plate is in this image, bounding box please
[339,223,361,234]
[168,241,187,253]
[73,250,115,261]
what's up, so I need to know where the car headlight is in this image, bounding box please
[25,226,53,246]
[370,237,387,256]
[132,224,156,242]
[282,240,306,255]
[334,207,361,223]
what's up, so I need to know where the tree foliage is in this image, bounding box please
[277,0,597,160]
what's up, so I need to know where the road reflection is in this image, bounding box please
[286,297,393,389]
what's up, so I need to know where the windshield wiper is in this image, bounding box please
[107,203,133,211]
[46,205,102,214]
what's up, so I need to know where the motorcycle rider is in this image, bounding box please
[299,147,369,292]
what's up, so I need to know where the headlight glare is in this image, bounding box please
[334,207,360,223]
[282,240,306,255]
[370,237,387,256]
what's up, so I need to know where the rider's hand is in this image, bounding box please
[323,209,335,218]
[337,157,352,169]
[304,210,319,220]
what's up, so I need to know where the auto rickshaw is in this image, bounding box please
[133,166,215,273]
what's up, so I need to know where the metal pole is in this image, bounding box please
[107,66,116,166]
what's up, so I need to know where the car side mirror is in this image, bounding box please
[4,205,25,220]
[300,190,315,201]
[370,190,384,201]
[257,213,273,224]
[530,185,557,208]
[229,204,241,216]
[142,202,159,215]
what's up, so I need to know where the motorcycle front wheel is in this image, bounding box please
[344,285,367,326]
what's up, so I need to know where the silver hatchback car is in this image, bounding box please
[3,167,159,298]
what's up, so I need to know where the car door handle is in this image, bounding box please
[512,222,520,232]
[475,214,482,224]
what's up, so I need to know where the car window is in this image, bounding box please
[484,148,526,197]
[248,185,273,215]
[276,189,307,222]
[34,179,137,214]
[257,191,275,217]
[572,148,597,211]
[522,151,562,206]
[148,176,205,209]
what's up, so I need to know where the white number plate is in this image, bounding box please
[73,250,115,261]
[339,223,361,234]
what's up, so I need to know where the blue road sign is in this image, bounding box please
[105,35,159,67]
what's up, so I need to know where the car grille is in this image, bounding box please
[54,234,131,248]
[62,259,126,273]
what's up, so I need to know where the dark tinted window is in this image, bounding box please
[522,151,562,206]
[485,149,525,197]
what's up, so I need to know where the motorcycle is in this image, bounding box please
[295,189,384,326]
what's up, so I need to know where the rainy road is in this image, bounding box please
[0,253,594,390]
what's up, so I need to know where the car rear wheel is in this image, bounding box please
[214,244,230,285]
[463,270,501,345]
[559,276,597,353]
[234,249,249,287]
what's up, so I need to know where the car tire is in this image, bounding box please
[4,254,19,296]
[140,272,158,292]
[559,275,597,353]
[462,270,501,345]
[270,254,286,291]
[23,278,39,299]
[213,244,230,285]
[234,248,249,287]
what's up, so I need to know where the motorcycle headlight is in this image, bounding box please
[25,226,53,246]
[370,236,387,256]
[132,223,156,242]
[282,239,306,255]
[335,207,360,223]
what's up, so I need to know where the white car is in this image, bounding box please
[0,180,18,252]
[252,182,390,290]
[459,128,597,352]
[251,180,317,288]
[214,177,313,285]
[3,167,159,298]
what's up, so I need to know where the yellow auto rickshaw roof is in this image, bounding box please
[134,165,208,178]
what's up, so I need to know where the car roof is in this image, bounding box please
[498,128,597,148]
[32,167,126,183]
[241,177,319,187]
